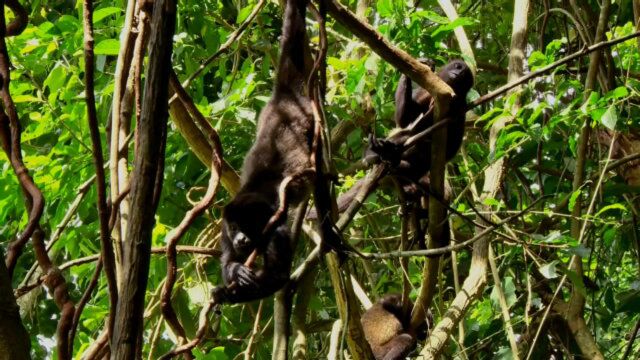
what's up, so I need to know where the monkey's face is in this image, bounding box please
[223,220,253,252]
[223,192,276,253]
[439,60,474,97]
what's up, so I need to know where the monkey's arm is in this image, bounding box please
[379,334,416,360]
[394,74,414,128]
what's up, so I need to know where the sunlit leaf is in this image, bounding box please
[94,39,120,55]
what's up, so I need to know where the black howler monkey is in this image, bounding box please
[361,294,429,360]
[311,60,473,217]
[215,0,344,304]
[365,59,474,195]
[368,59,473,248]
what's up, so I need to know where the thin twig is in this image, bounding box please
[179,0,267,90]
[68,258,103,355]
[81,0,118,344]
[158,300,221,360]
[470,31,640,108]
[243,300,264,360]
[363,197,544,259]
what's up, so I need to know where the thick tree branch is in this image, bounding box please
[111,0,177,358]
[160,133,222,359]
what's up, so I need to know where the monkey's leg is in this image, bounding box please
[380,333,416,360]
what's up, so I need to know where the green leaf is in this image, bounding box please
[93,7,121,24]
[43,65,67,93]
[600,105,618,130]
[568,189,581,212]
[236,4,253,23]
[595,203,627,217]
[539,261,558,279]
[13,94,40,103]
[376,0,394,17]
[608,86,629,100]
[94,39,120,55]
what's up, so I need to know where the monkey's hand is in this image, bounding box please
[231,264,259,288]
[364,133,404,167]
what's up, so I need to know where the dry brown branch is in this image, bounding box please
[68,258,103,355]
[264,169,316,235]
[33,229,76,360]
[15,245,222,296]
[555,1,610,359]
[437,0,476,73]
[0,4,78,359]
[158,300,220,360]
[244,300,265,360]
[19,174,96,288]
[291,269,316,359]
[108,0,137,284]
[168,71,241,194]
[489,246,519,358]
[418,2,530,355]
[0,246,30,359]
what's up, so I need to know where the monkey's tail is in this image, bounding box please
[276,0,309,94]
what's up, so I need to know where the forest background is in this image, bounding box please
[1,0,640,359]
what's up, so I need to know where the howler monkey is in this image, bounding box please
[369,59,473,248]
[361,294,429,360]
[365,59,474,194]
[310,60,473,217]
[215,0,343,304]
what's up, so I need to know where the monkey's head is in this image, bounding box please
[438,59,474,99]
[379,293,406,321]
[222,192,277,253]
[378,293,430,338]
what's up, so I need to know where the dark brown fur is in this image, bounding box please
[215,0,313,304]
[216,0,346,304]
[310,60,473,227]
[364,59,474,188]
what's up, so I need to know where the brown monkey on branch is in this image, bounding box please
[213,0,347,304]
[361,294,430,360]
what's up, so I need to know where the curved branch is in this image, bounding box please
[160,133,222,359]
